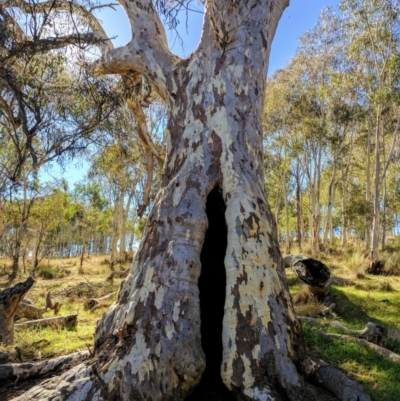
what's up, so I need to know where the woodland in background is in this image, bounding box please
[263,1,400,269]
[1,0,400,278]
[0,0,167,278]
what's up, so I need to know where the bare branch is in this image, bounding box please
[2,0,114,53]
[4,33,114,61]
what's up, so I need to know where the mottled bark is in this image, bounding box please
[12,1,371,401]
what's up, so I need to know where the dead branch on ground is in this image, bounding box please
[84,292,116,311]
[15,314,77,329]
[0,350,90,381]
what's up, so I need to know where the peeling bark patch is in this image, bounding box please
[243,213,262,243]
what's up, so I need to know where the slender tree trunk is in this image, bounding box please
[109,194,121,269]
[10,176,28,281]
[365,116,372,249]
[282,171,290,253]
[370,108,381,272]
[341,165,347,247]
[0,195,5,240]
[295,162,303,250]
[128,216,137,252]
[323,167,336,246]
[273,192,281,241]
[381,176,387,250]
[119,194,133,262]
[309,185,320,255]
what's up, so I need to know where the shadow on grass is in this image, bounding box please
[304,325,400,401]
[329,286,378,324]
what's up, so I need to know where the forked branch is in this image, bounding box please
[95,0,181,100]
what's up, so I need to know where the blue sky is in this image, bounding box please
[45,0,341,185]
[96,0,341,74]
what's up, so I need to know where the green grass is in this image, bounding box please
[2,249,400,400]
[12,301,114,360]
[289,245,400,401]
[303,324,400,401]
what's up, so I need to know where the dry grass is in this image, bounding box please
[0,255,127,362]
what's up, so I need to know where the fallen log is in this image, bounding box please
[15,292,62,320]
[297,316,319,325]
[0,350,90,381]
[107,268,129,282]
[56,282,98,297]
[318,331,400,363]
[318,303,336,317]
[0,277,34,345]
[284,254,331,287]
[330,320,387,345]
[15,315,77,330]
[84,292,116,311]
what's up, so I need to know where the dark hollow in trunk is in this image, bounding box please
[186,187,235,401]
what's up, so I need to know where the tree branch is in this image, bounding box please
[2,0,113,54]
[94,0,181,100]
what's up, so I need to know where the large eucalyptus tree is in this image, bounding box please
[10,1,371,400]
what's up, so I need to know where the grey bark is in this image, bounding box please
[0,350,90,381]
[15,314,77,329]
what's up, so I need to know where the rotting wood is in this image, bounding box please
[56,282,99,297]
[318,303,336,316]
[0,277,34,345]
[284,255,331,289]
[15,292,62,320]
[329,321,387,345]
[15,314,77,329]
[0,350,90,381]
[84,292,116,311]
[297,316,319,326]
[106,268,129,282]
[284,255,331,305]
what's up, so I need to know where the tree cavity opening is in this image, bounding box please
[186,187,235,401]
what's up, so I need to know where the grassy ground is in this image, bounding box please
[289,240,400,401]
[1,244,400,400]
[0,255,122,364]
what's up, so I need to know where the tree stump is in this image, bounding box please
[0,277,34,345]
